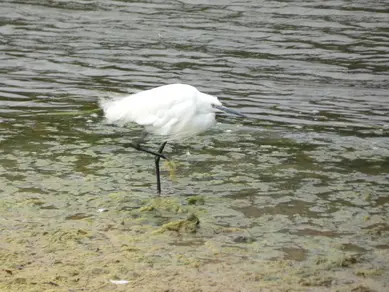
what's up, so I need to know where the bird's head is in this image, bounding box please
[198,91,246,117]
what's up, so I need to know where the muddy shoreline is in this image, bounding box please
[1,194,388,292]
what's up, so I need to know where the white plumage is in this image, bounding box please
[100,83,222,140]
[99,83,245,195]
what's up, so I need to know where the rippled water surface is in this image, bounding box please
[1,0,388,291]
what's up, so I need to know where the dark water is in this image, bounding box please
[1,0,388,290]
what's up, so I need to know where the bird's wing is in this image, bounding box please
[101,84,198,132]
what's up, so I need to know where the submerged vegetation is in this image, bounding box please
[1,192,388,291]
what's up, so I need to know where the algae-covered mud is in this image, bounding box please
[1,0,389,291]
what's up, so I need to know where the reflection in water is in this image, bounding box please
[0,0,388,290]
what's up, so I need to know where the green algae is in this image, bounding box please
[186,195,205,205]
[156,213,200,234]
[1,121,389,291]
[1,189,389,292]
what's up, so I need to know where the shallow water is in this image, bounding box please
[1,0,389,291]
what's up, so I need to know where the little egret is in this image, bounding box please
[100,83,245,194]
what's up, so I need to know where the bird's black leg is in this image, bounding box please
[155,141,167,195]
[124,141,168,194]
[123,142,167,160]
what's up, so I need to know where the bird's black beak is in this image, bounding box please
[213,105,246,117]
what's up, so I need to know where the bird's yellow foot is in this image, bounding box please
[164,160,177,180]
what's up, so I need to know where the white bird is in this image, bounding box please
[100,83,245,194]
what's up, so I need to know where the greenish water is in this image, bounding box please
[1,0,388,291]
